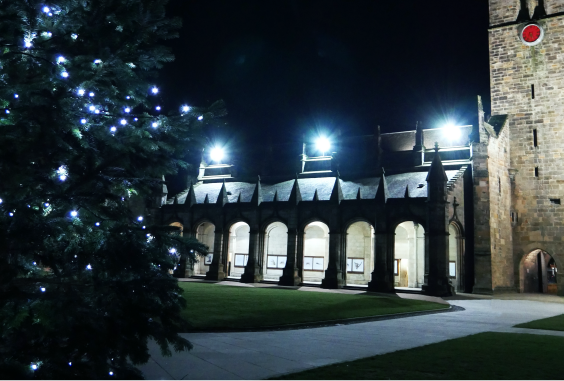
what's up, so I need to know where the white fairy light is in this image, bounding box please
[43,6,50,13]
[198,115,203,121]
[31,364,38,370]
[151,87,159,94]
[86,264,92,270]
[40,287,46,292]
[89,92,94,97]
[155,106,161,111]
[169,248,177,254]
[152,122,158,128]
[181,105,190,113]
[42,31,52,37]
[120,119,127,125]
[137,216,143,221]
[44,202,49,207]
[110,126,116,133]
[77,89,85,96]
[61,71,69,78]
[95,222,100,226]
[134,118,138,121]
[33,262,36,265]
[0,198,2,204]
[94,109,100,114]
[57,56,65,64]
[94,59,102,64]
[70,210,78,217]
[89,105,95,111]
[71,34,78,39]
[24,40,32,48]
[69,362,72,366]
[9,212,13,217]
[126,96,131,100]
[5,110,10,114]
[124,107,130,113]
[80,119,87,124]
[109,372,114,376]
[142,226,146,229]
[14,94,18,98]
[57,166,68,181]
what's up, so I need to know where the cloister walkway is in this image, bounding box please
[140,281,564,380]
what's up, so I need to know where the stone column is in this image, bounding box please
[422,145,453,296]
[368,229,395,292]
[321,232,345,289]
[205,229,226,281]
[279,228,302,286]
[241,229,264,283]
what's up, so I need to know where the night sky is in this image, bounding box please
[159,0,491,190]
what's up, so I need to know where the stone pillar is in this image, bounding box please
[368,171,395,293]
[422,145,454,296]
[241,229,264,283]
[368,229,395,292]
[279,228,302,286]
[321,232,345,289]
[205,229,226,281]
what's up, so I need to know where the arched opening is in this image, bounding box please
[520,249,558,294]
[263,222,288,281]
[169,222,185,277]
[302,221,329,284]
[394,222,425,290]
[194,222,215,276]
[227,222,250,279]
[345,221,374,286]
[448,223,464,292]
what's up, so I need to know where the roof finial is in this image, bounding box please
[434,142,439,152]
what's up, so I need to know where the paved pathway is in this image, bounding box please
[139,291,564,380]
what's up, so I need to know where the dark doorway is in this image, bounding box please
[521,250,557,294]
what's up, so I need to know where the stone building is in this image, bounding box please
[152,0,564,296]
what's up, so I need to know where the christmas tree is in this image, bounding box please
[0,0,224,378]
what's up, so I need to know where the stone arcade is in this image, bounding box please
[151,0,564,296]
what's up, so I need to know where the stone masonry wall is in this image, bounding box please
[546,0,564,15]
[489,0,520,26]
[490,12,564,294]
[486,124,514,291]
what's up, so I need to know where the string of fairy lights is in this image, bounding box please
[3,4,188,374]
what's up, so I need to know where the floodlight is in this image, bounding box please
[316,137,331,155]
[210,147,224,163]
[444,123,461,140]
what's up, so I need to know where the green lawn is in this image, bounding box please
[515,313,564,331]
[273,332,564,380]
[178,282,446,330]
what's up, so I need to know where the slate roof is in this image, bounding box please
[487,115,508,136]
[170,170,461,205]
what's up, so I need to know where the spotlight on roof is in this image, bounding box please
[315,137,331,156]
[210,147,224,163]
[443,123,461,141]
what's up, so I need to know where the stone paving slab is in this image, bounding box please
[139,289,564,380]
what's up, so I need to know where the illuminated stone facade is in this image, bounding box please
[151,0,564,296]
[484,0,564,294]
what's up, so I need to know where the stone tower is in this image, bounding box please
[481,0,564,294]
